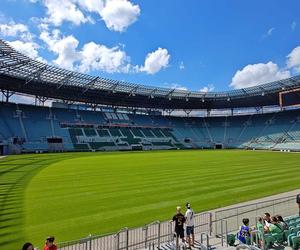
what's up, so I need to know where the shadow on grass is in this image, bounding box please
[0,154,75,250]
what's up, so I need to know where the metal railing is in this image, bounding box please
[58,212,212,250]
[214,195,297,235]
[57,195,298,250]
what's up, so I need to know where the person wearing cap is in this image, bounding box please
[172,206,186,249]
[43,236,57,250]
[185,202,195,248]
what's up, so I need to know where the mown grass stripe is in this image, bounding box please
[0,150,299,250]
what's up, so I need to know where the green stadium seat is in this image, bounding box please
[97,129,110,137]
[264,234,275,249]
[152,141,174,147]
[74,143,89,151]
[272,232,284,244]
[84,128,97,136]
[291,235,300,250]
[89,142,115,149]
[109,128,122,137]
[226,234,235,246]
[288,233,296,246]
[284,229,293,241]
[141,128,154,137]
[130,128,144,137]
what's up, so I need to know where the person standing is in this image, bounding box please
[43,236,57,250]
[172,206,186,249]
[237,218,251,244]
[185,202,195,249]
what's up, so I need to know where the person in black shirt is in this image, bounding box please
[297,194,300,216]
[172,206,186,249]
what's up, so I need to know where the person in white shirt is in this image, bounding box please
[185,202,194,248]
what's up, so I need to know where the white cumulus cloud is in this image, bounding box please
[79,42,131,73]
[42,0,88,26]
[230,62,290,89]
[40,30,81,69]
[77,0,104,13]
[0,22,33,41]
[40,30,134,73]
[286,46,300,73]
[100,0,140,32]
[141,48,170,74]
[40,30,171,74]
[164,83,187,91]
[200,84,215,92]
[8,40,46,63]
[33,0,140,32]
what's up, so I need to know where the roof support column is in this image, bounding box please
[183,109,192,117]
[165,109,174,116]
[87,103,98,111]
[35,95,48,106]
[207,109,211,117]
[1,89,15,102]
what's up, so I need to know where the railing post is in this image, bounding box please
[236,208,239,232]
[209,212,213,236]
[157,221,161,248]
[169,221,173,243]
[89,234,92,250]
[126,228,129,250]
[225,219,228,247]
[255,203,258,217]
[144,225,148,248]
[116,232,119,250]
[221,219,224,247]
[200,233,209,249]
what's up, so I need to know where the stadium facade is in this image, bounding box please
[1,39,300,155]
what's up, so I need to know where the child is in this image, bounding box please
[255,217,264,247]
[256,217,264,233]
[238,218,251,244]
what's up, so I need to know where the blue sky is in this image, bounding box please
[1,0,300,93]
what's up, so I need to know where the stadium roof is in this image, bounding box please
[1,39,300,110]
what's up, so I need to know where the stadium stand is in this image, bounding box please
[1,102,300,153]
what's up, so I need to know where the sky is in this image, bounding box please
[1,0,300,95]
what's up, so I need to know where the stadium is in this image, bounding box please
[1,1,300,249]
[1,37,300,250]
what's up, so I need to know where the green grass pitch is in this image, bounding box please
[1,150,300,249]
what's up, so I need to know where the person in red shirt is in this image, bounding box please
[43,236,57,250]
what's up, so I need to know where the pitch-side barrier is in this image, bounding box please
[57,195,297,250]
